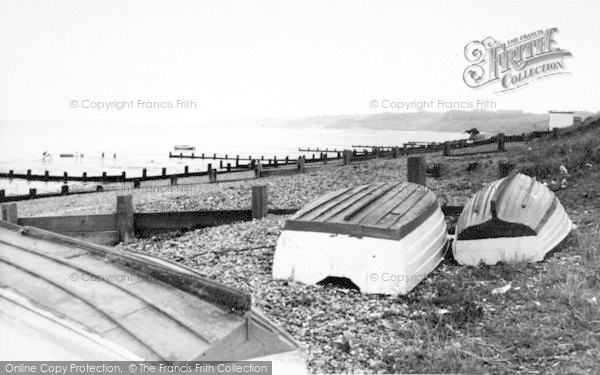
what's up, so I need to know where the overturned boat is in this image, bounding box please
[453,173,572,265]
[272,182,448,295]
[0,220,305,372]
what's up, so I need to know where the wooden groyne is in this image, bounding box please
[298,147,344,153]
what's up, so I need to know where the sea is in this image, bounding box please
[0,122,468,195]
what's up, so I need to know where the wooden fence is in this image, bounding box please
[0,186,273,245]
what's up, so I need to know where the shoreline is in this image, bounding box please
[5,125,600,373]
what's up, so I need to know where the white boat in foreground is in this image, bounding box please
[0,220,306,373]
[453,172,572,265]
[272,182,448,295]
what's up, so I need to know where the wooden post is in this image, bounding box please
[255,163,263,178]
[497,133,506,152]
[343,150,352,165]
[184,165,189,175]
[1,203,18,224]
[82,172,87,181]
[219,160,223,169]
[162,167,167,177]
[61,185,69,195]
[407,157,426,186]
[430,163,442,178]
[142,168,147,178]
[251,185,268,219]
[170,176,178,186]
[226,163,231,172]
[498,161,514,178]
[29,188,37,197]
[202,153,205,159]
[236,156,239,167]
[102,172,107,178]
[63,171,68,182]
[116,195,134,243]
[443,143,450,156]
[0,190,4,202]
[44,171,49,181]
[8,170,13,178]
[133,180,140,189]
[209,169,217,183]
[121,171,126,180]
[297,156,305,171]
[26,169,31,179]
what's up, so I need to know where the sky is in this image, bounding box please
[0,0,598,125]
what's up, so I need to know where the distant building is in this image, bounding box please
[548,111,574,130]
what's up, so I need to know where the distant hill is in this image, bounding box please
[274,110,598,134]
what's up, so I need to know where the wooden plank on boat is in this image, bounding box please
[285,182,439,241]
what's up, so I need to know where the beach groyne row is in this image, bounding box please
[0,129,550,187]
[0,151,347,184]
[3,119,598,203]
[169,149,372,164]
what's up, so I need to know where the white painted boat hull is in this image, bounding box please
[453,197,572,266]
[273,209,448,295]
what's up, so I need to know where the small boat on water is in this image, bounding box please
[272,182,448,295]
[173,145,196,151]
[0,220,305,371]
[453,172,572,265]
[59,153,75,158]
